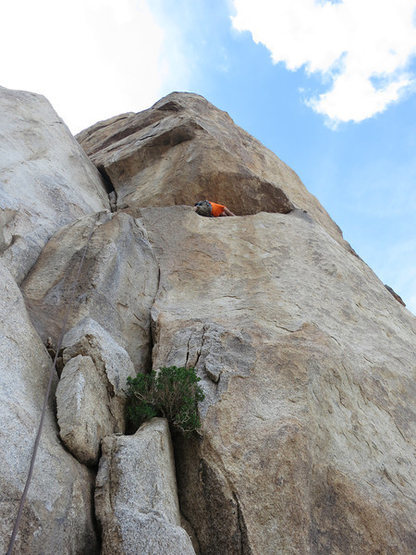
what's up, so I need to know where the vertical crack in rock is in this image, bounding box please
[95,421,195,553]
[233,492,252,555]
[148,314,257,553]
[88,239,162,549]
[97,165,118,212]
[172,434,247,555]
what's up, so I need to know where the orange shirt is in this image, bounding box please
[209,201,225,217]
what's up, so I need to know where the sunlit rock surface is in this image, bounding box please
[139,205,416,553]
[95,418,195,554]
[76,92,347,249]
[0,86,109,283]
[1,89,415,553]
[0,262,97,554]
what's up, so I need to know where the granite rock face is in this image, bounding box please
[138,205,416,554]
[1,89,416,554]
[77,92,347,249]
[95,418,195,554]
[21,210,158,370]
[0,261,97,554]
[56,354,115,466]
[61,317,135,396]
[0,86,109,283]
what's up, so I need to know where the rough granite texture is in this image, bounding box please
[1,89,415,553]
[21,210,158,370]
[139,204,416,554]
[95,418,195,554]
[56,318,136,465]
[76,92,348,250]
[0,261,97,554]
[0,85,109,283]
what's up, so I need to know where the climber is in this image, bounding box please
[194,200,235,217]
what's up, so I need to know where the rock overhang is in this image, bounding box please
[76,92,346,241]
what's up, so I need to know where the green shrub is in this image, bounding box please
[126,366,205,434]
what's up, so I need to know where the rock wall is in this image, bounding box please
[141,205,416,553]
[96,418,195,554]
[0,86,109,283]
[21,210,158,370]
[1,88,415,553]
[0,261,97,554]
[76,92,346,249]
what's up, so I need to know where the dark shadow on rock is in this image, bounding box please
[172,432,252,554]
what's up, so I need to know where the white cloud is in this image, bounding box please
[231,0,416,124]
[0,0,190,133]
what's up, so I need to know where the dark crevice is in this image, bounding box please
[233,492,252,554]
[97,165,118,213]
[90,486,103,555]
[173,433,245,554]
[124,261,160,436]
[148,265,161,373]
[97,165,115,195]
[191,172,294,216]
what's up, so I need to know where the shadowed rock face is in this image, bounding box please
[21,211,158,371]
[0,261,97,554]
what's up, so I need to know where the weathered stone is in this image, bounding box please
[56,355,117,466]
[56,318,136,465]
[3,88,416,554]
[385,283,406,306]
[0,261,97,554]
[138,205,416,554]
[22,210,158,370]
[77,92,348,249]
[0,86,109,283]
[95,418,195,554]
[61,316,135,395]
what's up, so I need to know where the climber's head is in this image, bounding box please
[194,200,212,217]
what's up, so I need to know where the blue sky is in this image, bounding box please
[1,0,415,313]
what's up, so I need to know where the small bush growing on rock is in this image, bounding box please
[126,366,205,434]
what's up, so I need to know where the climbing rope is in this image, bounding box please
[6,214,99,555]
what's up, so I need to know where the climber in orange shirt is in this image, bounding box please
[194,200,235,217]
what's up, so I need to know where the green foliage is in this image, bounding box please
[126,366,205,434]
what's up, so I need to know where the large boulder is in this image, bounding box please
[76,92,347,249]
[57,354,116,466]
[0,86,110,283]
[0,261,97,554]
[56,318,136,465]
[21,210,159,370]
[137,205,416,554]
[95,418,195,554]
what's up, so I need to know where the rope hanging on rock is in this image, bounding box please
[6,214,99,555]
